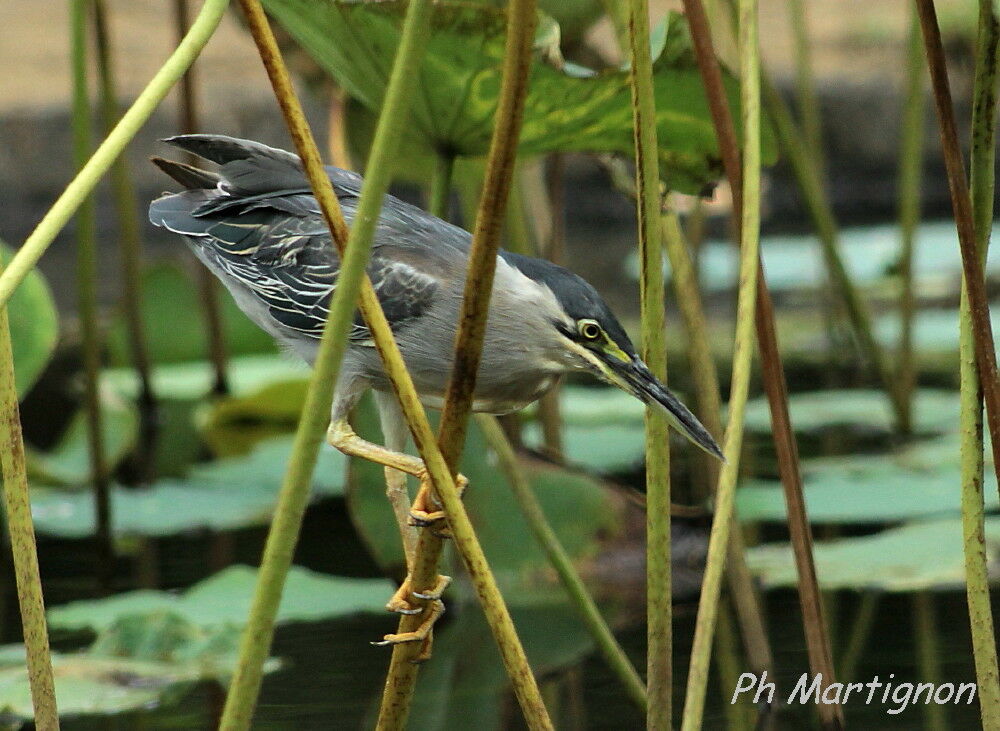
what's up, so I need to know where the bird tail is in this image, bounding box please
[150,157,220,190]
[158,134,308,195]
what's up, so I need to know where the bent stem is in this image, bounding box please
[956,0,1000,725]
[0,0,229,309]
[0,309,59,727]
[680,0,761,726]
[477,414,647,712]
[72,0,113,593]
[623,0,671,726]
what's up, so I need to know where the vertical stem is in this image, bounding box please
[0,0,230,309]
[0,311,59,727]
[837,590,879,682]
[956,0,1000,725]
[477,414,647,712]
[912,593,947,731]
[92,0,158,479]
[428,152,455,219]
[536,156,566,459]
[680,0,761,724]
[897,9,926,435]
[623,1,671,726]
[72,0,113,593]
[173,0,230,396]
[682,2,841,725]
[786,0,826,177]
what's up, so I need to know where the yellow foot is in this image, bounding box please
[372,598,446,662]
[385,575,451,615]
[408,473,468,537]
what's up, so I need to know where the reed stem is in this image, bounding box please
[0,300,59,729]
[680,0,761,723]
[174,0,230,396]
[912,593,947,731]
[477,414,647,712]
[623,1,671,726]
[896,8,926,432]
[954,0,1000,725]
[0,0,230,310]
[72,0,113,594]
[786,0,826,178]
[92,0,157,468]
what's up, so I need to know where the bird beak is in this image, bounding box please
[585,350,725,461]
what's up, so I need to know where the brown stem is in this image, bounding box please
[680,0,842,727]
[914,0,1000,487]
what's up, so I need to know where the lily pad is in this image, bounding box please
[263,0,775,193]
[197,379,310,456]
[26,385,138,486]
[736,432,999,524]
[107,261,277,366]
[30,435,345,539]
[746,518,1000,592]
[742,388,960,436]
[0,240,58,399]
[103,353,307,401]
[49,564,392,632]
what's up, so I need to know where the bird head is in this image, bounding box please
[503,252,724,461]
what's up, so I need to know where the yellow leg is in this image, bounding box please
[372,598,446,663]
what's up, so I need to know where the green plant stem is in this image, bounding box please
[956,0,1000,726]
[623,1,671,727]
[787,0,825,178]
[680,0,761,725]
[174,0,230,396]
[477,413,647,712]
[660,211,773,678]
[92,0,157,461]
[716,599,753,731]
[912,593,947,731]
[381,0,551,726]
[897,9,926,435]
[428,152,455,219]
[837,590,879,682]
[0,0,229,309]
[682,2,840,720]
[0,300,59,729]
[72,0,113,594]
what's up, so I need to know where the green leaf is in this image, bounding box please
[29,435,345,538]
[746,518,1000,592]
[26,385,138,486]
[263,0,775,194]
[103,353,307,401]
[196,379,309,456]
[737,432,999,524]
[0,240,58,399]
[106,261,277,366]
[346,396,624,600]
[49,564,391,632]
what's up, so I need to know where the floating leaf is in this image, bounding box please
[264,0,775,193]
[106,261,277,366]
[103,353,307,401]
[49,564,391,632]
[742,388,960,436]
[737,432,999,524]
[30,436,345,538]
[26,385,138,486]
[746,518,1000,592]
[197,379,309,456]
[0,240,58,399]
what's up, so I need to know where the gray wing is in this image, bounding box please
[150,187,440,344]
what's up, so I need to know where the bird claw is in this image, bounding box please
[385,575,451,614]
[372,598,446,663]
[407,472,468,537]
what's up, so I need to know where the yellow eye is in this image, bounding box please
[578,320,602,341]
